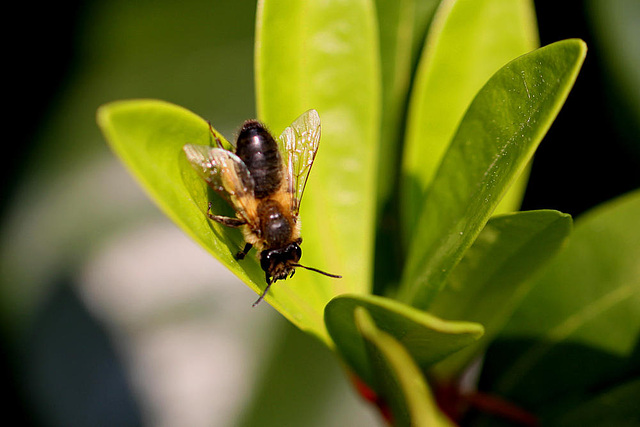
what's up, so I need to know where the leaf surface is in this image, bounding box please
[429,210,572,378]
[480,190,640,409]
[399,39,587,309]
[256,0,381,331]
[98,100,330,342]
[354,308,456,427]
[325,294,483,386]
[402,0,539,239]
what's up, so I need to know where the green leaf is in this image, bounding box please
[97,100,331,343]
[402,0,539,240]
[97,100,228,252]
[399,39,587,309]
[255,0,381,312]
[373,0,426,294]
[325,294,483,387]
[410,0,442,69]
[375,0,416,210]
[480,189,640,409]
[429,210,573,379]
[549,378,640,427]
[354,307,456,427]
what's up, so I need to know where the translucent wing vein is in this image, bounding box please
[183,144,257,222]
[278,109,322,216]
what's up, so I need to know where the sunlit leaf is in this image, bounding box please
[399,39,587,309]
[402,0,539,240]
[256,0,381,329]
[98,100,330,342]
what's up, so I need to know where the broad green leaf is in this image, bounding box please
[399,39,587,309]
[480,189,640,409]
[97,100,330,343]
[256,0,381,316]
[429,210,572,379]
[402,0,539,241]
[97,100,230,252]
[325,294,483,386]
[354,308,455,427]
[549,378,640,427]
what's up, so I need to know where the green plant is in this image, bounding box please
[97,0,639,425]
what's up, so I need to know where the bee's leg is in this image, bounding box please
[207,121,224,148]
[252,276,274,307]
[208,215,245,227]
[207,214,245,228]
[235,243,253,260]
[207,202,245,227]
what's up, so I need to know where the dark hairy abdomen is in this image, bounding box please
[257,199,293,248]
[235,121,283,199]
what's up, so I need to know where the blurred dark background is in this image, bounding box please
[3,0,639,426]
[521,1,640,216]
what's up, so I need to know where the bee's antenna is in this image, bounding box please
[252,267,340,307]
[252,278,274,307]
[292,264,342,278]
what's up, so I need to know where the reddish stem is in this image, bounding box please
[350,374,394,425]
[435,382,538,427]
[464,391,538,427]
[351,374,537,426]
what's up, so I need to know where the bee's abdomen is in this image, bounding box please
[257,199,293,248]
[236,121,283,199]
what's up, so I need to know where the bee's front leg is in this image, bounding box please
[235,243,253,260]
[207,202,245,227]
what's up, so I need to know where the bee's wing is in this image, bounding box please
[277,109,321,216]
[183,144,257,224]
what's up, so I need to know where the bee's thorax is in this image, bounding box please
[257,199,294,248]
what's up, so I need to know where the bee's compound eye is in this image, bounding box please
[287,243,301,262]
[260,251,272,273]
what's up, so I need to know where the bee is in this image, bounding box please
[183,109,341,306]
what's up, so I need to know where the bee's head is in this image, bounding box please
[260,241,302,281]
[253,241,341,307]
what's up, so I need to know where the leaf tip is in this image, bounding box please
[96,102,114,130]
[561,38,588,63]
